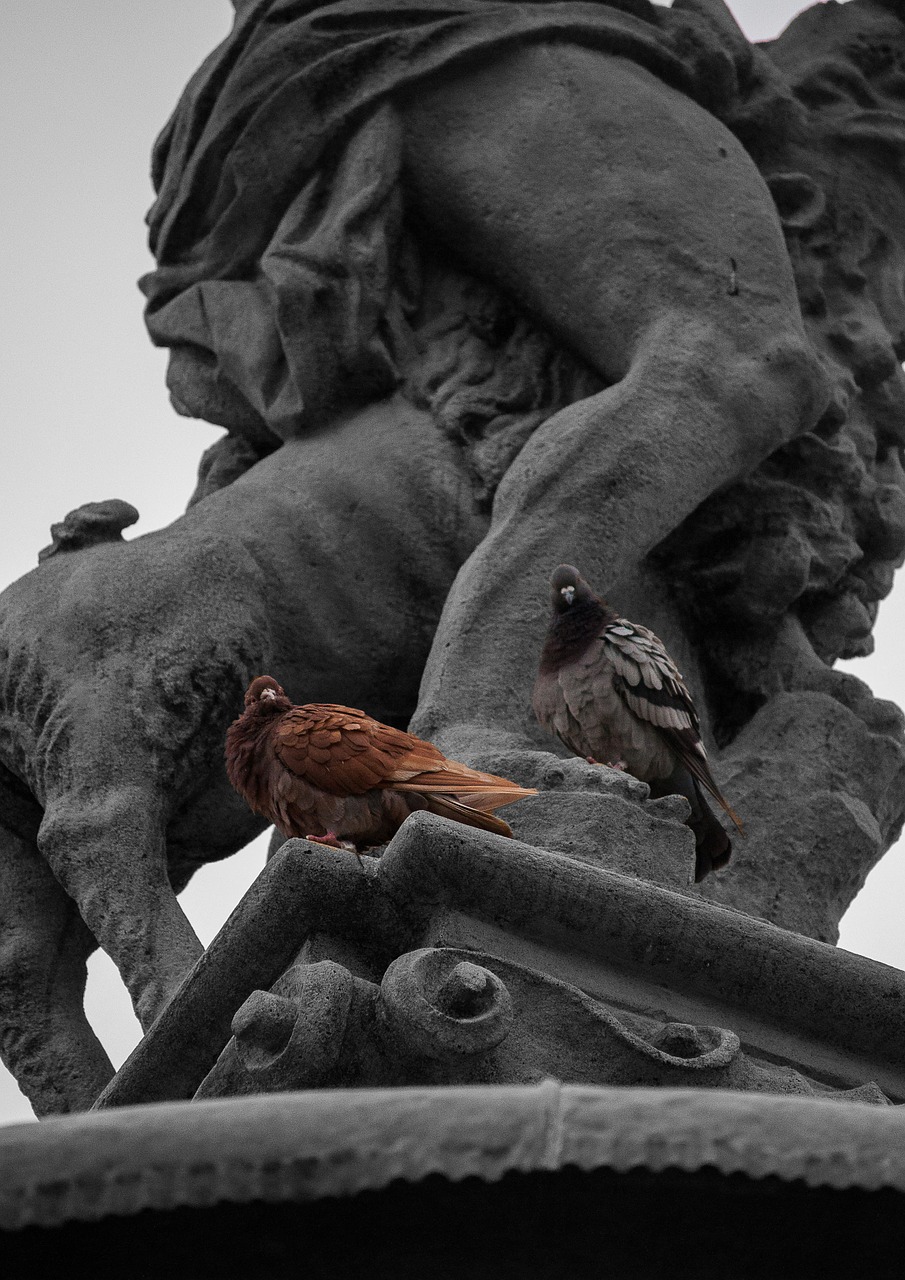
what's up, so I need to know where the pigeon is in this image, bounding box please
[532,565,742,881]
[226,676,537,853]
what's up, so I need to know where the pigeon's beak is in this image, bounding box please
[261,688,278,702]
[560,586,576,606]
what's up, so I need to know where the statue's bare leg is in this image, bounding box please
[0,825,114,1114]
[399,46,828,751]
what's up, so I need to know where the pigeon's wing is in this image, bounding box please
[272,704,449,796]
[273,704,535,807]
[602,620,743,832]
[602,620,701,735]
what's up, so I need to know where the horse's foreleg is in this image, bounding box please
[0,824,114,1115]
[38,783,204,1032]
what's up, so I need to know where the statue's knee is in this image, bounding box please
[771,334,830,424]
[723,329,830,447]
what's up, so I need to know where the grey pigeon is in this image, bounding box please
[532,565,742,881]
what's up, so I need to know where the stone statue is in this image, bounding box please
[1,0,905,1128]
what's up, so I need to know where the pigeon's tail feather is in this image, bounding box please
[688,778,732,882]
[422,792,515,838]
[420,785,535,813]
[391,770,536,809]
[652,767,732,882]
[675,745,744,836]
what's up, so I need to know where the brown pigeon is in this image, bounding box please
[226,676,537,853]
[532,565,742,881]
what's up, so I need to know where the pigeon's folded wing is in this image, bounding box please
[273,704,446,796]
[273,704,534,807]
[603,620,742,831]
[602,620,701,733]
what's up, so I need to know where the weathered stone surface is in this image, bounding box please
[702,687,905,940]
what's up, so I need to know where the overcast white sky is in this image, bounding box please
[3,0,895,1125]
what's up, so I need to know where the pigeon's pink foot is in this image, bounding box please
[585,755,600,765]
[606,759,628,771]
[305,833,364,866]
[304,832,345,849]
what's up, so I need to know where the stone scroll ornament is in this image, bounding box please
[0,0,905,1119]
[194,948,890,1104]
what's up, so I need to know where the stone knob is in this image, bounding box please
[378,949,513,1060]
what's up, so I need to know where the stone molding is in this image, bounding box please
[3,1083,905,1232]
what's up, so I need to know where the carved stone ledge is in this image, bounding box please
[94,814,905,1109]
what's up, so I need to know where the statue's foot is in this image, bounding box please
[426,725,651,800]
[418,724,696,889]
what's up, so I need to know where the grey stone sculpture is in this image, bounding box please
[0,0,904,1220]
